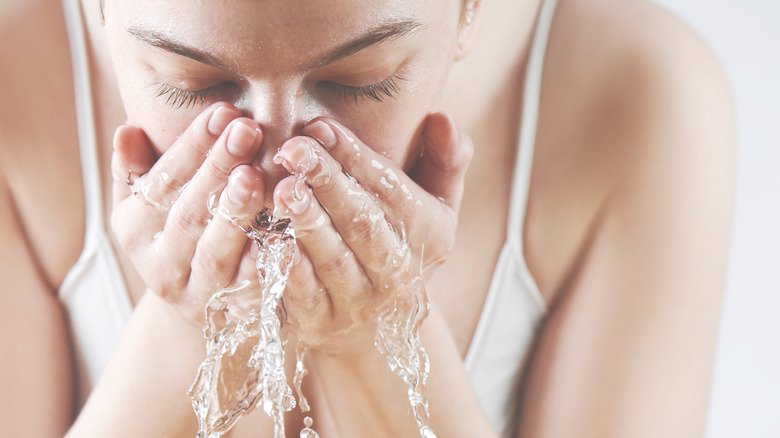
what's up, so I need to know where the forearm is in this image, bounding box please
[307,304,497,438]
[67,291,205,437]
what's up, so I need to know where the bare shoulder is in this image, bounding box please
[0,0,85,289]
[526,0,737,302]
[517,2,736,435]
[0,0,77,141]
[0,4,78,433]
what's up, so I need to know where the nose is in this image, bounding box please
[238,84,311,208]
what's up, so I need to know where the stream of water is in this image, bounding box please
[190,205,435,438]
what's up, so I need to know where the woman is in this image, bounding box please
[0,0,736,436]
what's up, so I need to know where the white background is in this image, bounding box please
[650,1,780,437]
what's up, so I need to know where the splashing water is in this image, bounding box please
[189,209,297,438]
[299,416,319,438]
[189,189,435,438]
[374,258,437,438]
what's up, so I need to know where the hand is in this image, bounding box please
[272,113,473,355]
[110,103,268,323]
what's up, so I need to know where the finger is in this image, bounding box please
[301,119,425,223]
[110,125,166,255]
[284,248,334,336]
[111,124,156,209]
[155,118,263,272]
[299,118,460,271]
[140,102,242,207]
[273,175,372,310]
[410,112,474,212]
[189,165,266,292]
[274,137,409,288]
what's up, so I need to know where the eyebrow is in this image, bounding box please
[127,19,424,74]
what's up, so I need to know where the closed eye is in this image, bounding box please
[325,73,405,104]
[151,73,405,110]
[151,79,239,109]
[153,81,216,109]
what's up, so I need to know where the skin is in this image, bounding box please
[0,0,736,437]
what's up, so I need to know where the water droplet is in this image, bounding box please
[189,212,297,438]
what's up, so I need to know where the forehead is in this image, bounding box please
[110,0,453,75]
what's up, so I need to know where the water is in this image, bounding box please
[375,278,437,438]
[189,209,297,438]
[298,416,319,438]
[189,196,436,438]
[293,344,311,413]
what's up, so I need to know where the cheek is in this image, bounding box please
[125,97,196,156]
[114,69,199,155]
[335,104,424,170]
[331,65,452,172]
[107,28,198,156]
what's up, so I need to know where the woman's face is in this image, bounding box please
[104,0,468,181]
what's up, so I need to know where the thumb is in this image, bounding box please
[111,124,157,209]
[410,112,474,212]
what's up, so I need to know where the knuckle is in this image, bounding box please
[146,271,172,298]
[307,157,339,192]
[156,171,188,194]
[377,270,408,294]
[337,144,363,173]
[342,213,376,245]
[370,179,397,203]
[317,252,352,277]
[425,228,455,268]
[169,201,207,231]
[193,249,232,280]
[110,212,141,252]
[287,270,310,291]
[286,288,328,313]
[206,153,234,182]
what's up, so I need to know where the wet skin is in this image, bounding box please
[106,0,476,354]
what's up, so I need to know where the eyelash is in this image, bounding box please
[153,80,218,109]
[152,73,405,109]
[328,74,405,104]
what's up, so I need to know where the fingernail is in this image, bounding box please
[208,106,236,136]
[227,121,259,157]
[306,120,336,150]
[273,149,289,167]
[112,125,125,150]
[285,181,309,215]
[227,170,253,204]
[274,139,317,174]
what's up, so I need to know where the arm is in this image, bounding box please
[68,104,274,437]
[0,171,73,437]
[517,10,737,436]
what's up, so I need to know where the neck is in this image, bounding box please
[439,0,543,133]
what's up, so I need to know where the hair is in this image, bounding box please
[101,0,475,26]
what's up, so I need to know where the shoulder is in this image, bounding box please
[0,0,76,141]
[527,0,737,302]
[516,3,736,433]
[546,0,736,156]
[0,0,85,289]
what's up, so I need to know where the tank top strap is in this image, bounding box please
[506,0,559,248]
[62,0,105,257]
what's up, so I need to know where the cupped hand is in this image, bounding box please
[272,113,473,355]
[110,103,268,323]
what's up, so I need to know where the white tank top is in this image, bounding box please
[59,0,556,434]
[463,0,556,435]
[59,0,133,410]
